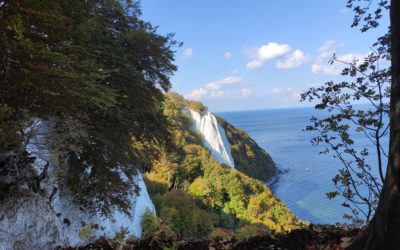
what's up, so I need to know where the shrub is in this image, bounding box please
[141,208,158,235]
[236,223,270,239]
[186,100,207,113]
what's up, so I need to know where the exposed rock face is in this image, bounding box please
[0,195,64,250]
[188,110,235,168]
[0,121,156,249]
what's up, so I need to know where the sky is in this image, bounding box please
[141,1,389,112]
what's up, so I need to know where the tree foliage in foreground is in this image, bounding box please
[347,0,400,248]
[0,0,178,215]
[301,0,391,226]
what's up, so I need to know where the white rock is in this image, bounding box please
[0,120,156,249]
[187,109,235,168]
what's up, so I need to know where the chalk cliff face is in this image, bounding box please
[0,121,155,250]
[188,110,235,168]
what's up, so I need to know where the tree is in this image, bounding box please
[305,0,399,248]
[0,0,178,215]
[301,46,390,224]
[356,0,400,248]
[301,1,391,225]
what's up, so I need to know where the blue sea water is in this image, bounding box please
[217,107,389,225]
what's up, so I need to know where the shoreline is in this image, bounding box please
[265,167,289,189]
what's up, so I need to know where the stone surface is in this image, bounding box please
[188,110,235,168]
[0,120,156,250]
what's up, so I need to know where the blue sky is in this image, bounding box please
[141,1,389,111]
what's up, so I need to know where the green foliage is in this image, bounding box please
[0,0,178,215]
[162,247,177,250]
[154,190,215,239]
[0,104,24,151]
[216,117,277,182]
[114,227,129,242]
[144,93,303,239]
[301,35,390,224]
[186,100,207,113]
[79,225,92,240]
[210,228,236,241]
[141,208,158,236]
[236,223,270,239]
[346,0,390,32]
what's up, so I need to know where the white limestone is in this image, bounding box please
[0,120,155,250]
[187,109,235,168]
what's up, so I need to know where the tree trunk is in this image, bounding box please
[351,0,400,249]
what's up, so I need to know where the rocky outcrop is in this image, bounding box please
[187,110,235,168]
[0,121,156,249]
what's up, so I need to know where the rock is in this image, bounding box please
[0,120,157,249]
[187,109,235,168]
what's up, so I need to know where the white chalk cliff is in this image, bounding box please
[188,109,235,168]
[0,121,156,250]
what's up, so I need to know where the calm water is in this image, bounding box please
[217,107,389,225]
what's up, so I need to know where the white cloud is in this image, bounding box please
[272,87,281,94]
[186,88,206,100]
[246,60,263,69]
[292,90,302,101]
[205,77,243,90]
[210,90,225,99]
[270,86,303,101]
[185,76,249,101]
[312,53,367,75]
[316,40,344,59]
[182,48,194,60]
[241,88,251,98]
[224,51,232,59]
[312,41,368,75]
[257,42,292,61]
[272,87,292,94]
[276,50,308,69]
[246,42,307,70]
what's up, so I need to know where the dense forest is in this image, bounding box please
[143,93,302,239]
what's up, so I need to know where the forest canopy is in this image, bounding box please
[0,0,178,215]
[143,93,303,239]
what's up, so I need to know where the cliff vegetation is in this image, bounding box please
[142,93,304,239]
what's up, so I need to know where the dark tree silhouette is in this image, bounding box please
[351,0,400,248]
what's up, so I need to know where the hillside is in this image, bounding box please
[216,116,277,182]
[0,1,302,248]
[142,93,304,240]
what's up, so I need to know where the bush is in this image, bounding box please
[156,190,214,239]
[186,100,207,113]
[236,223,270,239]
[210,228,235,241]
[141,208,158,236]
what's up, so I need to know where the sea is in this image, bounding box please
[217,106,389,225]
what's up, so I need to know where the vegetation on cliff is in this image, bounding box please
[1,0,301,244]
[142,93,303,239]
[216,116,276,182]
[0,0,177,215]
